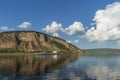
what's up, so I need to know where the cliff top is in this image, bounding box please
[0,30,66,42]
[0,30,82,53]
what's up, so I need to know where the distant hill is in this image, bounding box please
[84,48,120,55]
[0,31,83,54]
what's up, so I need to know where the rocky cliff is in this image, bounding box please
[0,31,83,53]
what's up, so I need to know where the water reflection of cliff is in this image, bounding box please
[0,53,80,76]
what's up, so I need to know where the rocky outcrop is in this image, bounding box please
[0,31,83,53]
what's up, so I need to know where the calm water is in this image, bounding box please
[0,53,120,80]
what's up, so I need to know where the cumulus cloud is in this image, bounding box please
[18,22,31,28]
[66,40,72,43]
[43,21,64,37]
[66,40,79,43]
[0,26,14,31]
[86,2,120,41]
[43,21,84,37]
[74,40,79,43]
[65,22,84,35]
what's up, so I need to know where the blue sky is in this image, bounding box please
[0,0,120,49]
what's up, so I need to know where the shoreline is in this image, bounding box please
[0,53,34,55]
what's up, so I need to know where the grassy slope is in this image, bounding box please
[84,48,120,56]
[0,30,81,53]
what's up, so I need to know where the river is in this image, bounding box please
[0,53,120,80]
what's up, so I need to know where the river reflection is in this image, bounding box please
[0,52,80,78]
[53,55,120,80]
[0,54,120,80]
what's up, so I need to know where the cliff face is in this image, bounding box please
[0,31,82,53]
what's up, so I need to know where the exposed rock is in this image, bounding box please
[0,31,83,53]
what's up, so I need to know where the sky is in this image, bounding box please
[0,0,120,49]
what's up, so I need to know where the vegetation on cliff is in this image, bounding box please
[0,31,82,53]
[85,48,120,56]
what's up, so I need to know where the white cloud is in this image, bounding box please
[43,21,63,37]
[65,22,84,35]
[0,26,14,31]
[66,40,72,43]
[0,26,9,31]
[66,40,79,43]
[18,22,31,28]
[43,21,84,37]
[86,2,120,41]
[74,40,79,43]
[52,33,59,37]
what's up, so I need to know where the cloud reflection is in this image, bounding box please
[43,56,120,80]
[86,60,120,80]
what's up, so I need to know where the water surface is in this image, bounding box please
[0,53,120,80]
